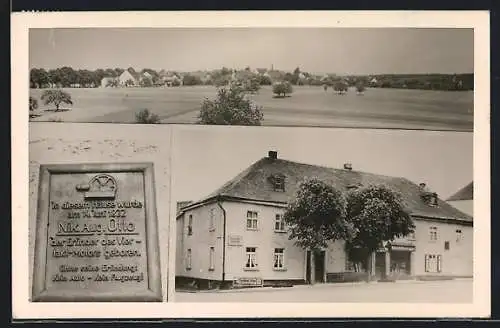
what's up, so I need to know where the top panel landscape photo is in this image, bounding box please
[29,27,474,131]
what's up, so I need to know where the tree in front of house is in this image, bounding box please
[41,90,73,112]
[198,85,263,125]
[272,81,293,98]
[344,184,414,281]
[283,178,353,284]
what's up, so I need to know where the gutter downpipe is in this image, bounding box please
[216,196,227,286]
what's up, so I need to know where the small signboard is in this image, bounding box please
[32,163,162,302]
[233,277,263,287]
[228,234,243,246]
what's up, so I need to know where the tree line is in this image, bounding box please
[30,66,473,91]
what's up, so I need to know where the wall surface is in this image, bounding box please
[412,219,473,277]
[176,203,224,281]
[29,122,172,301]
[222,201,305,281]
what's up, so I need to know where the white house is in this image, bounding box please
[176,151,473,289]
[118,69,140,87]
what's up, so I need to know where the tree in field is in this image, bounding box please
[355,82,366,95]
[198,85,263,125]
[344,185,414,281]
[41,90,73,112]
[283,179,353,283]
[272,81,293,98]
[29,96,38,112]
[333,81,349,95]
[135,109,161,124]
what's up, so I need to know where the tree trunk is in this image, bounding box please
[366,253,374,282]
[310,250,316,285]
[55,103,60,112]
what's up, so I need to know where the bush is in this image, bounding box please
[29,96,38,111]
[135,109,161,124]
[198,85,263,125]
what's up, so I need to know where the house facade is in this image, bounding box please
[447,182,473,217]
[176,151,473,288]
[118,69,140,87]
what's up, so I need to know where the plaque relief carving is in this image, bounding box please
[32,163,162,302]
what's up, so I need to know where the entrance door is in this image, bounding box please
[314,250,326,283]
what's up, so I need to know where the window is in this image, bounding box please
[187,215,193,235]
[274,214,285,232]
[456,229,463,243]
[245,247,258,269]
[209,247,215,271]
[424,254,442,273]
[246,211,258,230]
[273,248,285,270]
[274,175,285,192]
[429,226,438,241]
[186,249,192,270]
[444,241,450,250]
[269,174,286,192]
[209,209,215,231]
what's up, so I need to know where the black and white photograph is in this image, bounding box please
[12,11,489,319]
[28,27,474,131]
[172,127,473,303]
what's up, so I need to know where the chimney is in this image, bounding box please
[343,163,352,171]
[268,151,278,160]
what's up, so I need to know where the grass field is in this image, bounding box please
[30,85,473,130]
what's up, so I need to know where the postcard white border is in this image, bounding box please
[12,10,490,319]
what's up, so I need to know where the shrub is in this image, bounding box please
[198,85,263,125]
[29,96,38,111]
[135,109,161,124]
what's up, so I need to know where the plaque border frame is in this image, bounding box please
[32,162,163,302]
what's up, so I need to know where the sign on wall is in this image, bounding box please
[32,163,162,302]
[228,234,243,246]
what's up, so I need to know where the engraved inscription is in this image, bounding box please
[43,172,150,293]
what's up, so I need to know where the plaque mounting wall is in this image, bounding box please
[32,163,162,302]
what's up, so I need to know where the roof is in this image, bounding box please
[181,156,472,223]
[447,182,473,201]
[123,68,140,81]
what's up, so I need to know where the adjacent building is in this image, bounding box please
[176,151,473,289]
[447,182,473,217]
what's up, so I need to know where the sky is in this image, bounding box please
[29,28,474,75]
[171,127,473,203]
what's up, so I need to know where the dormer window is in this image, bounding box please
[268,174,286,192]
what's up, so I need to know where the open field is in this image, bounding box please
[30,86,473,130]
[175,279,473,303]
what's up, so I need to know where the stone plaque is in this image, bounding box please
[32,163,162,302]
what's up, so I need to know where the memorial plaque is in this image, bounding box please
[32,163,162,302]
